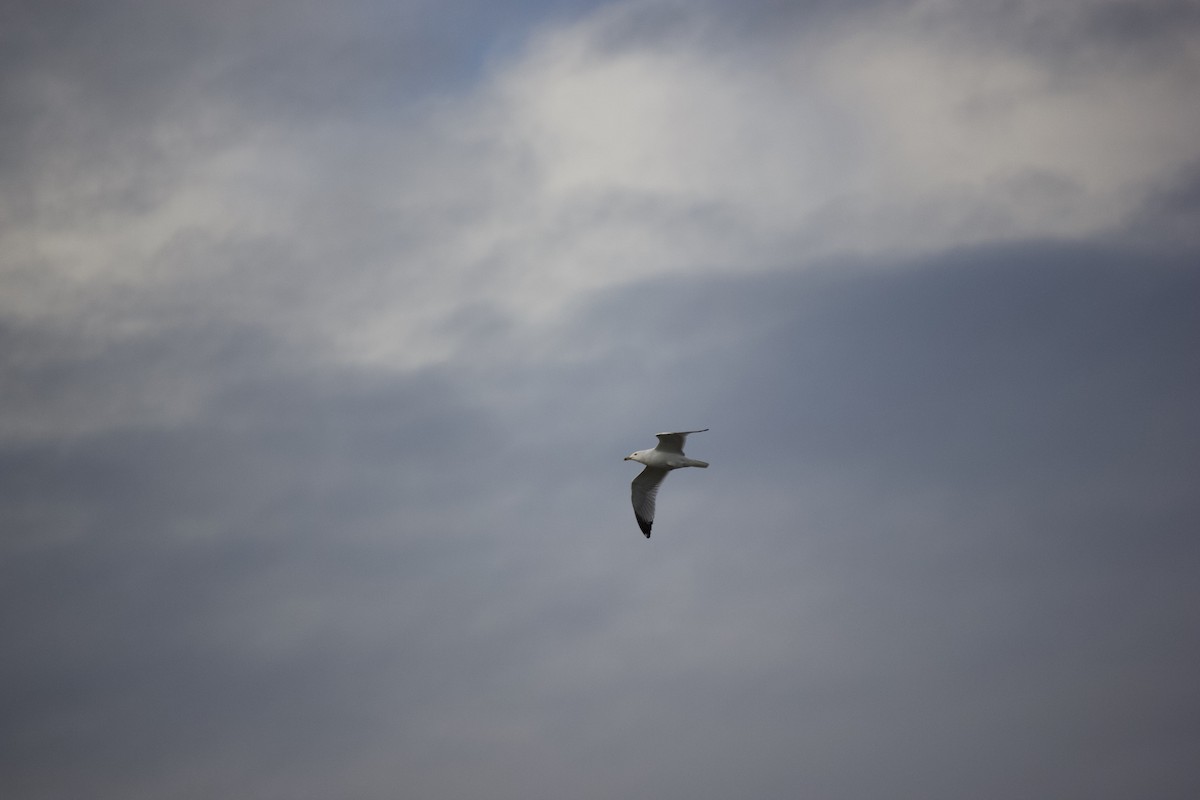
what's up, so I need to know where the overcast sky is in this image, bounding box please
[3,1,1200,798]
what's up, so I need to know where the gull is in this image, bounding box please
[623,429,709,538]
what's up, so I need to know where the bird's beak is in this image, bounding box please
[623,456,630,460]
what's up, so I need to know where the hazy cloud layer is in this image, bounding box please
[3,1,1199,798]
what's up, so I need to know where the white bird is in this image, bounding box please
[623,429,709,538]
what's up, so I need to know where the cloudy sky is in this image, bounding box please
[3,0,1200,797]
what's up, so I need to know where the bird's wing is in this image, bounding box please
[654,428,709,454]
[631,466,670,538]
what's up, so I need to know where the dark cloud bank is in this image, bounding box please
[3,240,1199,799]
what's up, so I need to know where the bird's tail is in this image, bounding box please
[687,459,709,468]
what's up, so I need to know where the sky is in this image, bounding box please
[2,0,1200,797]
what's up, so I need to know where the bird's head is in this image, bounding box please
[625,450,644,463]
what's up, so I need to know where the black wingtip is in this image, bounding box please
[636,515,652,538]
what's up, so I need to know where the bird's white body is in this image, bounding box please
[625,449,708,470]
[623,429,709,538]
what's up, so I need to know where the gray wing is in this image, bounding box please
[654,428,709,455]
[631,466,670,538]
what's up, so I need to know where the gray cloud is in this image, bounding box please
[5,241,1199,798]
[3,1,1200,798]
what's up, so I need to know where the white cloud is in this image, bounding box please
[337,0,1199,370]
[488,0,1200,259]
[819,2,1200,243]
[4,0,1197,385]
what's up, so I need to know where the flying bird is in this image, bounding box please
[624,429,709,538]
